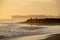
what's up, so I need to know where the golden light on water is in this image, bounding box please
[0,0,60,19]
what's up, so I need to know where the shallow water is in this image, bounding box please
[0,23,60,40]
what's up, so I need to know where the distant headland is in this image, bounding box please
[20,18,60,25]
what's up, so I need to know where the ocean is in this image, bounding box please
[0,21,60,40]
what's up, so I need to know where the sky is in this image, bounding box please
[0,0,60,19]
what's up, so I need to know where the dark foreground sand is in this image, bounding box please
[43,34,60,40]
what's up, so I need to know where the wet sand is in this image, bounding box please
[0,34,49,40]
[0,34,60,40]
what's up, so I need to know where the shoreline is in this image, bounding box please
[20,22,60,26]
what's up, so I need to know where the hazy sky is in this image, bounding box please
[0,0,60,19]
